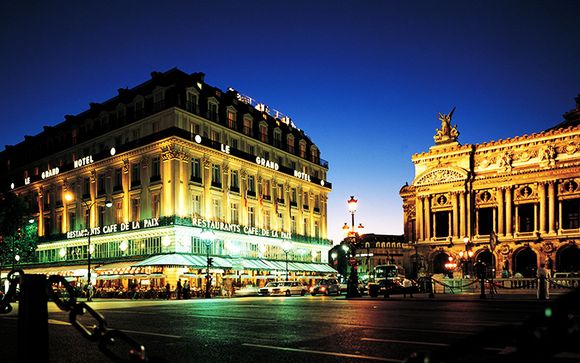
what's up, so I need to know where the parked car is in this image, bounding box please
[234,285,260,297]
[310,279,340,296]
[370,277,418,297]
[259,281,307,296]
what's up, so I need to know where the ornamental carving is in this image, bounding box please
[559,179,580,195]
[240,169,247,180]
[499,243,511,256]
[540,241,555,255]
[563,142,578,155]
[514,185,536,201]
[497,152,512,171]
[202,156,211,169]
[222,162,229,174]
[141,156,150,169]
[476,190,496,206]
[539,145,557,167]
[433,107,460,145]
[414,169,466,186]
[434,194,450,207]
[122,159,129,174]
[90,170,96,184]
[161,144,188,162]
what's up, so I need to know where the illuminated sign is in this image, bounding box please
[41,167,60,180]
[24,177,30,185]
[293,170,311,182]
[191,218,291,239]
[255,156,279,171]
[74,155,94,168]
[221,144,230,154]
[66,217,160,239]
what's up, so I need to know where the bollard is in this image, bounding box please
[18,274,49,362]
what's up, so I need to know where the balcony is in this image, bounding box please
[150,174,161,183]
[230,186,240,193]
[247,191,256,198]
[190,176,202,184]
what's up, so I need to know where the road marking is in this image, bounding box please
[48,319,71,326]
[362,338,504,352]
[362,337,449,347]
[120,329,182,339]
[342,323,473,335]
[116,310,277,323]
[242,343,403,362]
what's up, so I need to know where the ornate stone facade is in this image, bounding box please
[401,99,580,277]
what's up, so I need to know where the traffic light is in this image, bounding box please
[208,257,214,267]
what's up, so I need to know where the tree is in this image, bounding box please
[0,191,38,267]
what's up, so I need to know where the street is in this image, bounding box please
[2,294,578,362]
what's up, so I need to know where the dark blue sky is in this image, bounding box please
[1,1,579,243]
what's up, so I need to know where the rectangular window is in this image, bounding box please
[211,164,221,187]
[131,198,141,221]
[98,205,106,228]
[97,174,106,195]
[288,137,294,153]
[151,156,161,182]
[299,142,306,158]
[115,201,123,224]
[210,130,220,143]
[230,170,239,191]
[191,157,201,182]
[114,168,122,192]
[131,163,141,187]
[434,211,450,238]
[231,138,238,150]
[262,179,271,199]
[303,218,309,235]
[259,124,268,142]
[152,194,161,219]
[303,191,309,209]
[135,99,144,117]
[152,121,160,133]
[264,210,271,229]
[83,177,91,199]
[186,93,198,113]
[231,203,239,224]
[518,204,535,232]
[208,103,218,121]
[278,213,284,230]
[563,199,580,229]
[249,207,255,227]
[212,199,221,221]
[68,211,76,231]
[227,110,236,129]
[133,128,141,141]
[190,121,200,136]
[274,132,282,148]
[314,221,320,238]
[153,91,165,111]
[291,216,296,234]
[243,118,252,136]
[248,175,256,195]
[192,195,201,218]
[478,208,494,235]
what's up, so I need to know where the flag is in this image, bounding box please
[490,230,497,251]
[259,194,263,206]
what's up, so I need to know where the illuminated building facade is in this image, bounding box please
[0,68,334,289]
[401,98,580,278]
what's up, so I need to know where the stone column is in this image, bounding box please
[497,188,505,236]
[534,204,538,233]
[416,197,424,241]
[202,156,212,219]
[424,196,431,240]
[140,157,151,219]
[506,187,513,237]
[452,192,459,238]
[548,181,556,234]
[466,192,472,238]
[459,191,466,238]
[514,204,519,234]
[122,159,130,223]
[37,189,44,236]
[538,182,546,234]
[558,201,563,235]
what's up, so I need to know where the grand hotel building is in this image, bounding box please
[0,68,334,289]
[401,99,580,278]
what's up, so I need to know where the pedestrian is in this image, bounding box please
[165,283,171,300]
[402,278,413,298]
[537,263,550,300]
[183,280,190,299]
[87,283,94,301]
[177,279,182,300]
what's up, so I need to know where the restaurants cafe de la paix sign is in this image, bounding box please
[66,217,291,240]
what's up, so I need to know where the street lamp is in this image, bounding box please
[281,241,293,281]
[344,195,362,298]
[65,192,112,302]
[200,228,215,298]
[459,237,475,278]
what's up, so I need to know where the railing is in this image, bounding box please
[430,277,580,294]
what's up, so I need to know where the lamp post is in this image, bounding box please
[281,240,293,281]
[201,228,215,299]
[459,237,474,278]
[344,196,363,298]
[65,192,112,302]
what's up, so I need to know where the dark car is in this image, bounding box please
[309,278,340,296]
[369,277,417,297]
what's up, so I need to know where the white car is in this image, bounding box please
[234,285,260,297]
[259,281,307,296]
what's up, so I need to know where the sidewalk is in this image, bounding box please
[346,291,563,302]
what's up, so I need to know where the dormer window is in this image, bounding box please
[186,90,199,114]
[310,146,319,164]
[287,135,295,153]
[243,117,253,136]
[134,98,144,118]
[259,122,268,143]
[207,100,219,121]
[299,140,307,158]
[153,90,165,112]
[227,108,237,129]
[273,129,282,148]
[71,129,78,145]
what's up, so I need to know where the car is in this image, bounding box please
[234,285,260,297]
[309,279,340,296]
[259,281,307,296]
[369,277,417,297]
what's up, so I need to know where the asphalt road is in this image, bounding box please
[0,295,578,362]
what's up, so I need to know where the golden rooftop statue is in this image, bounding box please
[434,106,460,145]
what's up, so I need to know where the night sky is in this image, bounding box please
[1,1,579,244]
